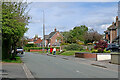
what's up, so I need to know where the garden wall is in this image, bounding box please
[75,52,111,61]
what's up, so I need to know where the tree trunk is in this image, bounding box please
[11,42,17,60]
[2,39,11,59]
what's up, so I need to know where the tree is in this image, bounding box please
[16,36,28,47]
[62,25,88,44]
[84,29,102,44]
[2,2,30,59]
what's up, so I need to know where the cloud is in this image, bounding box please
[25,2,118,38]
[25,0,120,2]
[100,24,111,30]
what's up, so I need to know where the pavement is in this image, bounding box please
[1,63,27,79]
[21,52,118,78]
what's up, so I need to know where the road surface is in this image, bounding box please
[21,52,118,78]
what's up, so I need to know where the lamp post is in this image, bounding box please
[42,10,45,53]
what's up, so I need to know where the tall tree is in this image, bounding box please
[84,29,102,44]
[62,25,88,43]
[2,2,30,59]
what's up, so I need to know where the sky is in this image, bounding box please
[24,2,118,38]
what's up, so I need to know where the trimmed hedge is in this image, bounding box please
[24,47,60,51]
[64,44,83,51]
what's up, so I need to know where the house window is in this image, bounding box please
[59,39,61,43]
[56,39,57,42]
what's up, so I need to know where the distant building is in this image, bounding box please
[104,16,119,44]
[27,35,42,47]
[41,28,63,47]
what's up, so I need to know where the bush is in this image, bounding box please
[25,44,37,47]
[64,44,83,51]
[24,47,60,51]
[91,49,98,53]
[24,47,31,51]
[94,40,108,53]
[60,43,69,46]
[91,49,111,53]
[103,49,111,53]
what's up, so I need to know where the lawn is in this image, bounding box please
[59,51,79,56]
[37,50,91,56]
[2,56,22,63]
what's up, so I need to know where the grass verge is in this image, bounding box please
[2,56,22,63]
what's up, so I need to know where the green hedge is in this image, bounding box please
[64,44,83,51]
[24,47,60,51]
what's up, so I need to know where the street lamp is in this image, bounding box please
[42,10,45,53]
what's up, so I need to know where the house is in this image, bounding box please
[27,35,42,47]
[41,28,63,47]
[104,16,119,44]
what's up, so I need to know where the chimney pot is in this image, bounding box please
[55,28,56,32]
[116,16,118,20]
[112,22,114,25]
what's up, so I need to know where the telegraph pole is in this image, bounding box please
[118,1,120,52]
[43,10,45,53]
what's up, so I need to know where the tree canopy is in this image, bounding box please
[2,2,30,59]
[62,25,88,43]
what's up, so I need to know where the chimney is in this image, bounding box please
[112,22,114,25]
[116,16,118,21]
[54,28,56,32]
[116,16,118,27]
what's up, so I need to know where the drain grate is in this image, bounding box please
[91,64,107,68]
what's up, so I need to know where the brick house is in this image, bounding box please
[27,35,42,47]
[104,16,119,44]
[41,28,63,47]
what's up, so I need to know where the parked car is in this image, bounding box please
[16,47,24,54]
[106,43,119,52]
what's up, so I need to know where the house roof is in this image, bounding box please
[107,24,116,30]
[48,31,58,39]
[104,30,109,33]
[44,35,49,39]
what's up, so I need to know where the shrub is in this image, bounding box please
[103,49,111,53]
[91,49,98,53]
[91,49,111,53]
[87,43,93,45]
[24,47,31,51]
[94,40,108,53]
[24,47,60,51]
[25,44,37,47]
[60,43,69,46]
[64,43,83,51]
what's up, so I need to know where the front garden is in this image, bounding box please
[24,40,111,56]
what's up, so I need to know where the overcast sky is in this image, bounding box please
[24,2,118,38]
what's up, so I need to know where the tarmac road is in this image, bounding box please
[21,52,118,78]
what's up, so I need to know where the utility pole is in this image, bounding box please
[43,10,45,53]
[118,1,120,52]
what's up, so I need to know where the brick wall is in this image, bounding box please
[110,30,117,43]
[50,32,63,47]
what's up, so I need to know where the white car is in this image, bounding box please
[16,47,24,54]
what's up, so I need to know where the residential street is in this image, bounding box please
[21,52,118,78]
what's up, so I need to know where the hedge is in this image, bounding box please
[24,47,60,51]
